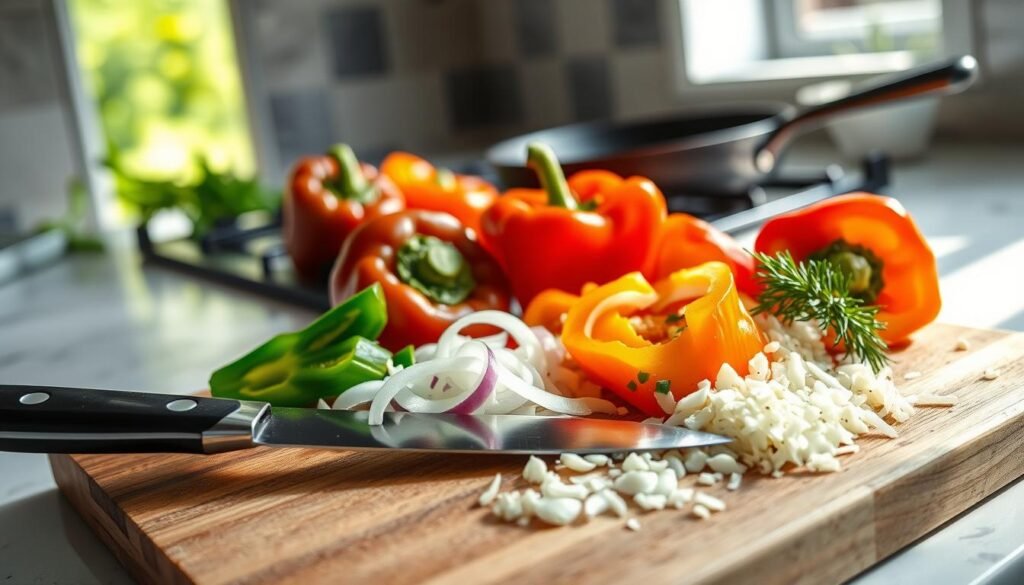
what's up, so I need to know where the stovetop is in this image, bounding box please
[137,154,890,312]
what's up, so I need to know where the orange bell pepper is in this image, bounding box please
[480,143,666,306]
[560,262,765,417]
[754,193,940,343]
[648,213,758,296]
[381,152,498,236]
[523,284,597,334]
[284,144,404,281]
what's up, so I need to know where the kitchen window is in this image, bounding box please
[675,0,973,86]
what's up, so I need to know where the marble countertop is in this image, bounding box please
[2,141,1023,584]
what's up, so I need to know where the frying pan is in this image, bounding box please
[487,55,978,194]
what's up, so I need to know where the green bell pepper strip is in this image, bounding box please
[392,345,416,369]
[209,284,391,406]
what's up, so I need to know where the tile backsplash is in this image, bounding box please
[236,0,672,183]
[237,0,1024,184]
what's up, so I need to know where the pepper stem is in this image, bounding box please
[328,144,369,197]
[396,235,476,305]
[808,239,885,304]
[527,142,578,210]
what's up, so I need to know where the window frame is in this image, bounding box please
[665,0,977,98]
[770,0,943,59]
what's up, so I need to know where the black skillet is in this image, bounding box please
[487,55,978,194]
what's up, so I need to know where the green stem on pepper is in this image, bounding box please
[808,239,885,303]
[328,144,378,203]
[527,142,579,211]
[396,234,477,305]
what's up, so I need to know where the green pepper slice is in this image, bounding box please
[391,345,416,369]
[209,284,390,406]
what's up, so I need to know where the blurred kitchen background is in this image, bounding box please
[0,0,1022,272]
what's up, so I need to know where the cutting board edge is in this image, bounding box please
[43,323,1024,585]
[870,406,1024,560]
[50,453,192,585]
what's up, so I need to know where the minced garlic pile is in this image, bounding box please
[481,315,960,529]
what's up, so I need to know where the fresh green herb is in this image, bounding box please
[35,178,104,252]
[665,313,684,324]
[105,142,280,237]
[626,380,638,391]
[637,371,650,383]
[752,251,889,372]
[808,239,885,303]
[655,380,671,394]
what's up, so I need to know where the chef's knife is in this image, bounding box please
[0,384,730,455]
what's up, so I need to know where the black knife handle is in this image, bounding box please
[0,384,268,454]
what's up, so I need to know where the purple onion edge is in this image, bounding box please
[447,347,497,415]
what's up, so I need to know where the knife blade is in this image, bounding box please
[0,384,730,455]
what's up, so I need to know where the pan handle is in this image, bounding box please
[754,55,978,174]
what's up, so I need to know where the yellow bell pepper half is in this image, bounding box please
[560,262,765,417]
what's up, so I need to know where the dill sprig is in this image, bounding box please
[752,251,889,372]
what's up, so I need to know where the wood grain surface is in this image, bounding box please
[49,323,1024,585]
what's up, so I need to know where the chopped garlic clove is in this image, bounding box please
[694,492,726,512]
[706,453,747,475]
[559,453,596,473]
[621,452,650,472]
[634,493,667,511]
[613,471,659,495]
[534,498,583,526]
[523,456,548,484]
[692,504,711,520]
[683,449,708,473]
[584,493,609,517]
[726,473,742,491]
[601,489,629,518]
[478,473,502,507]
[654,468,678,496]
[696,472,717,486]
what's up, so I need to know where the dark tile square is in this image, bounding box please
[0,6,59,110]
[0,206,16,232]
[444,66,524,130]
[269,90,334,165]
[514,0,559,58]
[566,56,613,121]
[610,0,662,48]
[324,6,389,79]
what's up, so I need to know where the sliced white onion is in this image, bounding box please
[531,325,566,366]
[477,331,510,349]
[331,380,385,410]
[414,343,438,362]
[491,357,618,416]
[392,343,498,415]
[436,310,546,373]
[368,357,480,425]
[583,291,657,337]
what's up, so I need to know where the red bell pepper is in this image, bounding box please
[284,144,404,281]
[480,143,667,306]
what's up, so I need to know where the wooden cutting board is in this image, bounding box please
[49,323,1024,585]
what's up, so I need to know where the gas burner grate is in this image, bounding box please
[136,154,890,312]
